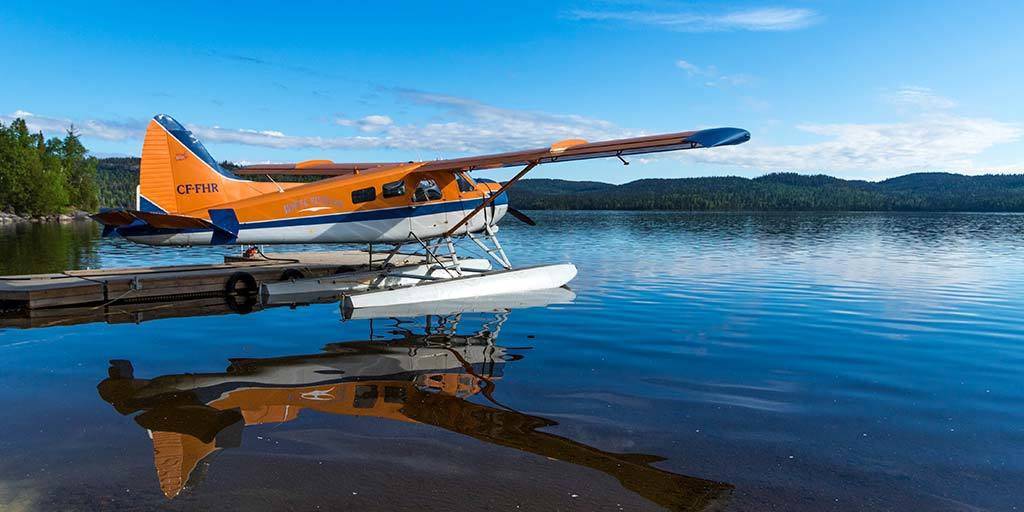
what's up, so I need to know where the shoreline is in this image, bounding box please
[0,210,93,224]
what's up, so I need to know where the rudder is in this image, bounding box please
[138,114,282,214]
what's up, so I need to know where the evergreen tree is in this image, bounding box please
[61,126,99,211]
[0,121,13,211]
[27,130,67,214]
[5,119,39,213]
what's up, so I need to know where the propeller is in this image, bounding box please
[506,207,536,226]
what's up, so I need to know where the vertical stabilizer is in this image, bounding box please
[138,114,282,214]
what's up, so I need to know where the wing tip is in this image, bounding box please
[689,127,751,148]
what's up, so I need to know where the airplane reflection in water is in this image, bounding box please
[97,306,733,511]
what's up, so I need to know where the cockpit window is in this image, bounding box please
[413,179,443,202]
[455,172,476,193]
[353,385,378,408]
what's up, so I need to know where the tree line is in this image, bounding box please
[510,173,1024,212]
[0,118,99,215]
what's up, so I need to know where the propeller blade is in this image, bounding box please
[507,207,536,226]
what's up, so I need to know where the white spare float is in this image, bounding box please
[260,255,577,312]
[342,263,577,310]
[260,258,494,305]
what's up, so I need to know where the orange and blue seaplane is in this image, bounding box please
[93,114,749,308]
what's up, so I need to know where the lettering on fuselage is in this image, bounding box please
[284,196,345,215]
[176,183,219,194]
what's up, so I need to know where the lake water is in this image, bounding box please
[1,212,1022,511]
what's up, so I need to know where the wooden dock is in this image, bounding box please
[0,295,271,330]
[0,251,428,311]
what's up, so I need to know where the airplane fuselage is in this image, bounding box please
[120,192,508,246]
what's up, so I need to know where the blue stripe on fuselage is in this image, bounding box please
[244,197,472,230]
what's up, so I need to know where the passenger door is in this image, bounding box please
[453,172,487,234]
[408,175,447,238]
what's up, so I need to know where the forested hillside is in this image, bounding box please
[95,157,140,209]
[510,173,1024,211]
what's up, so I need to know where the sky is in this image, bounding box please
[1,1,1022,183]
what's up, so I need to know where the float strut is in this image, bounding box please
[445,161,538,237]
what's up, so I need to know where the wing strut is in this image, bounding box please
[445,161,538,237]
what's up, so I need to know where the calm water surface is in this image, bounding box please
[1,212,1022,511]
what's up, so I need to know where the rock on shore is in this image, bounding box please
[0,210,94,223]
[0,211,26,223]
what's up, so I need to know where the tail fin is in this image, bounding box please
[138,114,282,214]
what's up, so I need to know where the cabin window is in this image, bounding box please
[413,179,443,202]
[382,180,406,198]
[384,386,407,404]
[353,385,378,408]
[351,187,376,204]
[455,172,476,193]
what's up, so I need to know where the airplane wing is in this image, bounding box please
[234,127,750,176]
[414,127,749,173]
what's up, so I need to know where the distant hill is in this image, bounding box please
[96,157,140,209]
[95,158,1024,212]
[511,173,1024,211]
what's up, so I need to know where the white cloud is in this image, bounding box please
[675,59,753,87]
[7,89,1020,178]
[361,114,393,127]
[2,93,628,154]
[675,59,702,75]
[0,110,142,140]
[335,114,394,132]
[889,86,957,110]
[568,7,819,32]
[679,114,1022,175]
[191,92,629,152]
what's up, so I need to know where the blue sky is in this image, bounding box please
[1,1,1021,183]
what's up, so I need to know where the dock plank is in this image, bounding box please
[0,250,427,310]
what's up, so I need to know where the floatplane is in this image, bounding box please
[92,114,749,309]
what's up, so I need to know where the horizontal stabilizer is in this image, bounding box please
[90,208,222,230]
[131,211,216,230]
[90,208,244,244]
[91,209,138,227]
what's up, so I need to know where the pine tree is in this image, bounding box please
[0,121,13,211]
[6,119,37,213]
[29,130,67,215]
[61,126,98,211]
